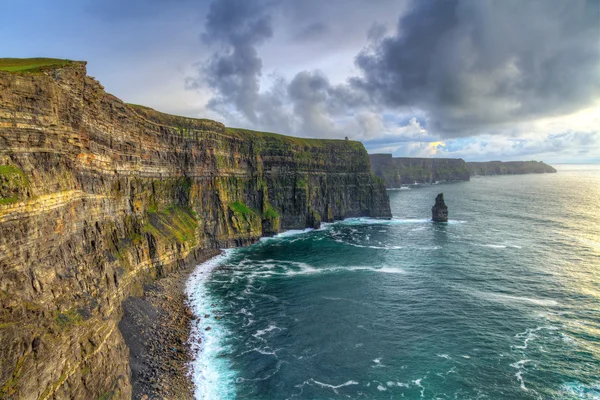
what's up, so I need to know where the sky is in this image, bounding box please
[1,0,599,162]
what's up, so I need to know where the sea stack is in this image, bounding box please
[432,193,449,222]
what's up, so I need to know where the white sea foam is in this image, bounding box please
[474,291,559,307]
[377,384,387,391]
[335,239,404,250]
[186,250,238,400]
[387,186,411,190]
[437,354,451,360]
[303,379,359,394]
[510,359,533,391]
[560,381,600,399]
[412,378,426,397]
[244,260,407,278]
[512,326,560,350]
[252,324,283,341]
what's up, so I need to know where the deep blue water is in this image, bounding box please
[187,165,600,399]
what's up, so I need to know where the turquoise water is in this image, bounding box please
[187,165,600,399]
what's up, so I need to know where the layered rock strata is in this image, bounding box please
[0,61,390,399]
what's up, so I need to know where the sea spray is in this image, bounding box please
[186,250,238,400]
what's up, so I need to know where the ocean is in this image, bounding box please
[186,164,600,400]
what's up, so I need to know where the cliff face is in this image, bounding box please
[369,154,470,187]
[466,161,557,175]
[0,62,390,399]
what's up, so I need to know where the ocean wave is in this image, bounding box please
[510,359,534,391]
[512,326,560,350]
[186,250,238,400]
[560,381,600,399]
[252,324,284,340]
[297,379,359,395]
[472,291,559,307]
[227,259,407,279]
[412,378,426,398]
[333,239,404,250]
[335,217,467,226]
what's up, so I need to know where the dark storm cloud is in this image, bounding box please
[197,0,278,123]
[190,0,403,133]
[352,0,600,136]
[193,0,598,145]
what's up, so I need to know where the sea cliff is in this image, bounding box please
[370,154,557,188]
[466,161,557,176]
[0,60,390,399]
[369,154,470,187]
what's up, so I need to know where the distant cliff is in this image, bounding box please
[466,161,557,176]
[369,154,557,188]
[369,154,470,187]
[0,59,390,399]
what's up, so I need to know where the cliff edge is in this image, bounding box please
[0,59,390,399]
[369,154,470,187]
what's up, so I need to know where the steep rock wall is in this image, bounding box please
[0,62,390,399]
[466,161,557,175]
[369,154,470,187]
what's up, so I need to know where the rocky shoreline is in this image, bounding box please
[119,249,221,400]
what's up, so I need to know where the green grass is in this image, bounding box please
[144,205,198,244]
[226,127,365,150]
[0,165,28,205]
[0,165,25,178]
[0,58,74,73]
[262,205,279,220]
[229,201,253,216]
[0,196,18,205]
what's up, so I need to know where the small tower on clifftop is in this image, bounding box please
[432,193,448,222]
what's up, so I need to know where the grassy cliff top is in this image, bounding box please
[0,58,79,73]
[128,103,365,151]
[226,127,365,150]
[127,103,220,129]
[1,58,366,152]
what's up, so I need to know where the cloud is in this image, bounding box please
[294,22,329,42]
[352,0,600,136]
[184,0,599,163]
[193,0,278,124]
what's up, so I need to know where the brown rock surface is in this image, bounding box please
[0,61,390,399]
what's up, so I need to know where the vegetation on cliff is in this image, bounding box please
[0,165,28,205]
[0,58,390,399]
[0,58,76,73]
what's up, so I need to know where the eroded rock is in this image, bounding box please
[432,193,449,222]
